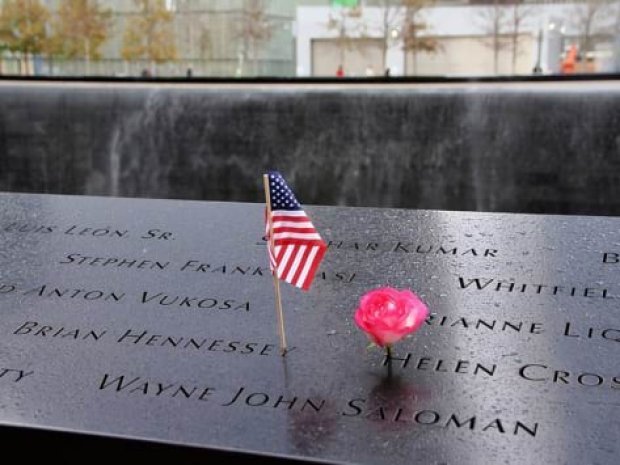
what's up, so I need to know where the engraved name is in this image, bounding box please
[13,321,287,357]
[97,372,538,438]
[57,254,356,283]
[1,223,175,240]
[425,314,620,344]
[458,277,611,299]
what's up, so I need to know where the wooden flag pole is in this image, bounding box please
[263,174,288,356]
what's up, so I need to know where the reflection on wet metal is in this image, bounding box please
[0,192,618,464]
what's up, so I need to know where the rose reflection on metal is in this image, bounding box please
[354,287,429,360]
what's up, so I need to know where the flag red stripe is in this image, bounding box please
[273,227,318,234]
[301,243,327,290]
[280,246,298,281]
[272,215,310,222]
[287,245,307,284]
[273,239,324,246]
[298,246,320,289]
[275,245,286,264]
[275,246,289,279]
[291,245,313,287]
[268,244,277,269]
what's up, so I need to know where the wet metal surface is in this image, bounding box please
[0,192,618,464]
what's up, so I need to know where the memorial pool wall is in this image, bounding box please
[1,79,619,215]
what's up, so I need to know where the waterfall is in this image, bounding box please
[109,127,121,197]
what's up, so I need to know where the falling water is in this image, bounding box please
[109,127,121,197]
[1,82,619,215]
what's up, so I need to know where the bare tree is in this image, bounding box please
[237,0,274,76]
[326,5,364,72]
[572,0,611,56]
[174,0,210,74]
[329,0,437,76]
[377,0,402,73]
[477,0,510,74]
[507,1,533,74]
[198,27,211,60]
[401,0,437,75]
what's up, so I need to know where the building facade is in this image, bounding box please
[1,0,619,77]
[297,1,620,77]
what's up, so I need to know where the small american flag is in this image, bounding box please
[265,171,327,291]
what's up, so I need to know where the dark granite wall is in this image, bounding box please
[1,81,620,215]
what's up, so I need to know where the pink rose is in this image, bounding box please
[354,287,429,348]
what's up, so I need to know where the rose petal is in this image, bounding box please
[354,287,429,347]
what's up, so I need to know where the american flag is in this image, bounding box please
[265,171,327,291]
